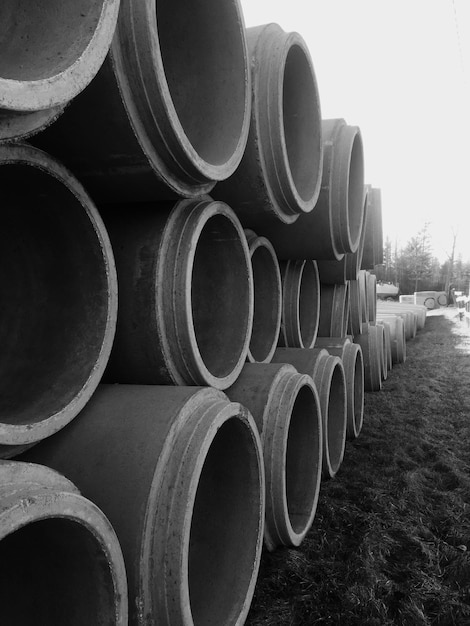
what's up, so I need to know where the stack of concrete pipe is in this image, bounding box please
[1,1,427,623]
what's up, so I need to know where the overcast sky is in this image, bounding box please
[239,0,470,263]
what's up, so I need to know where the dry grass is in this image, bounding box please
[247,309,470,625]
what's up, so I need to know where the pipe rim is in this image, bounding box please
[316,356,347,478]
[0,0,120,111]
[0,143,117,448]
[110,0,251,194]
[0,487,127,625]
[157,199,253,389]
[0,106,64,143]
[246,233,282,364]
[142,389,264,625]
[281,260,320,348]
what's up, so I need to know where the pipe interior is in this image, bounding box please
[285,384,321,533]
[188,417,261,625]
[0,164,109,426]
[0,1,102,81]
[298,261,319,348]
[157,0,247,165]
[191,214,251,379]
[250,245,280,362]
[282,44,321,201]
[347,133,365,245]
[326,364,346,474]
[0,518,116,625]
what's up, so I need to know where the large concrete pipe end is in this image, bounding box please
[33,0,251,200]
[279,260,320,349]
[0,0,120,142]
[104,200,253,390]
[0,144,117,458]
[245,230,282,363]
[272,349,347,479]
[22,385,264,625]
[215,22,322,226]
[0,460,127,625]
[226,363,322,551]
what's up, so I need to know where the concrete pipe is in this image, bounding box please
[103,200,253,390]
[259,118,364,260]
[358,269,369,323]
[214,23,322,227]
[245,230,282,363]
[366,272,377,322]
[314,337,364,440]
[226,363,322,551]
[348,278,363,336]
[378,303,426,332]
[361,187,383,269]
[377,320,393,372]
[0,460,127,624]
[376,314,406,365]
[33,0,251,201]
[436,291,448,307]
[278,260,320,349]
[318,283,350,338]
[415,291,437,311]
[0,0,120,142]
[22,385,264,626]
[0,143,117,459]
[378,308,415,341]
[345,184,370,280]
[272,348,347,479]
[375,323,387,381]
[354,324,382,391]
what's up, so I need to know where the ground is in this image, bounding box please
[247,308,470,626]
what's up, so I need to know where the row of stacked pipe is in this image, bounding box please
[0,1,424,624]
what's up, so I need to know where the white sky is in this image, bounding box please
[239,0,470,263]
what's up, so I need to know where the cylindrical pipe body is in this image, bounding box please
[258,118,364,260]
[22,385,265,626]
[214,23,322,226]
[314,337,364,439]
[245,230,282,363]
[0,460,127,624]
[272,348,347,478]
[32,0,251,200]
[354,324,382,391]
[318,283,350,338]
[278,260,320,349]
[226,363,322,550]
[376,314,406,364]
[103,200,253,390]
[0,143,117,458]
[0,0,120,142]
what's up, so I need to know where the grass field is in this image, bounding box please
[247,309,470,625]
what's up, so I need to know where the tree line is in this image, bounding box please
[374,224,470,296]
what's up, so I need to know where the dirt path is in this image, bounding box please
[248,309,470,625]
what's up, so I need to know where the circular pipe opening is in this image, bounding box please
[249,244,281,362]
[157,0,248,165]
[0,1,102,81]
[191,214,252,379]
[285,384,321,534]
[0,164,110,430]
[282,44,321,202]
[298,261,319,348]
[188,417,261,625]
[347,133,365,247]
[326,364,346,474]
[0,518,117,624]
